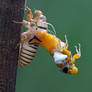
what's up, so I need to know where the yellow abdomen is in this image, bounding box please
[36,31,60,52]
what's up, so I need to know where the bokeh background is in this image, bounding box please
[16,0,92,92]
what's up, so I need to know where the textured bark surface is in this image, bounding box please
[0,0,25,92]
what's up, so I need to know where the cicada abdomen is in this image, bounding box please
[18,42,38,67]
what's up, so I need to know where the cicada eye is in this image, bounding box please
[62,67,68,73]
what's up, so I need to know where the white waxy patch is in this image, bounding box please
[53,52,67,64]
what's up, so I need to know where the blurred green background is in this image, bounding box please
[16,0,92,92]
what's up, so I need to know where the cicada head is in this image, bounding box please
[53,51,78,74]
[57,61,78,74]
[67,64,78,74]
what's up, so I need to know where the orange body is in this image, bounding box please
[36,31,61,53]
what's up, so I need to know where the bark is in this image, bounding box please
[0,0,25,92]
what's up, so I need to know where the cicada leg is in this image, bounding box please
[13,20,31,29]
[25,7,33,21]
[71,43,81,64]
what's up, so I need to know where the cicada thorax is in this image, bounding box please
[18,40,39,67]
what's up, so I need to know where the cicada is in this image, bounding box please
[14,7,81,74]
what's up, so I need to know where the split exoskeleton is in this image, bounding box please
[14,7,49,67]
[14,7,81,75]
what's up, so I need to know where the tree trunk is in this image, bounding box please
[0,0,25,92]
